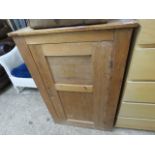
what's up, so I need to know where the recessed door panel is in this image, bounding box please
[59,92,93,121]
[47,56,92,84]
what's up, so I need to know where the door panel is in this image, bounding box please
[47,56,92,84]
[29,41,113,128]
[55,84,93,93]
[59,92,93,121]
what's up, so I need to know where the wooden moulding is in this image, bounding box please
[55,84,93,93]
[42,42,93,56]
[24,30,114,45]
[8,20,138,37]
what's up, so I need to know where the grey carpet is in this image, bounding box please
[0,86,154,135]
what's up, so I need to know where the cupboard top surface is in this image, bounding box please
[8,20,138,37]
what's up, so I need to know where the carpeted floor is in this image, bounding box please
[0,86,154,135]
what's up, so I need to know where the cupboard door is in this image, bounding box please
[29,42,113,129]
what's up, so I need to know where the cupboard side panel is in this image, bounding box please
[13,37,59,122]
[105,29,133,129]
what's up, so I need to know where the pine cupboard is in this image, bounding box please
[8,20,138,130]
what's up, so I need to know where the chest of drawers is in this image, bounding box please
[9,20,137,130]
[116,20,155,131]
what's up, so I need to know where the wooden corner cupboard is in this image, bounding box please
[8,20,138,130]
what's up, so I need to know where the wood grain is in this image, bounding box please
[55,84,93,93]
[42,42,93,56]
[59,92,93,122]
[104,29,133,129]
[92,42,113,129]
[67,119,94,128]
[47,55,92,85]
